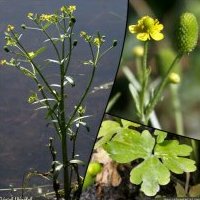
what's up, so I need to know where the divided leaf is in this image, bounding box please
[155,140,196,174]
[95,120,121,149]
[130,156,170,196]
[104,130,155,163]
[154,129,167,143]
[121,119,140,128]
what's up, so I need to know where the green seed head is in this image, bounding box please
[176,12,199,54]
[87,162,102,176]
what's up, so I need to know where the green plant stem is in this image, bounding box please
[64,26,73,75]
[140,41,148,124]
[14,38,59,101]
[65,45,98,132]
[145,54,182,121]
[69,127,80,185]
[136,57,143,84]
[63,46,99,199]
[14,39,61,137]
[170,85,184,135]
[36,22,61,62]
[185,172,190,194]
[34,78,61,138]
[60,50,69,200]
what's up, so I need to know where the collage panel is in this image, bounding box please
[108,0,200,139]
[82,114,200,199]
[0,0,127,199]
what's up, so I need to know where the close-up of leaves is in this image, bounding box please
[82,116,200,199]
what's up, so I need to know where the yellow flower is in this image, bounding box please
[129,16,164,41]
[6,37,16,46]
[28,52,35,58]
[93,37,104,47]
[7,25,14,32]
[69,5,76,13]
[27,12,34,19]
[61,5,76,14]
[39,14,58,23]
[0,59,7,65]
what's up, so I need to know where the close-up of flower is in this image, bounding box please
[39,14,58,23]
[129,16,164,41]
[7,25,14,32]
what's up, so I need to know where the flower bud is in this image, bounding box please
[3,46,10,52]
[21,24,26,29]
[169,72,181,84]
[112,40,117,47]
[73,40,78,46]
[132,45,144,57]
[176,12,199,54]
[69,17,76,27]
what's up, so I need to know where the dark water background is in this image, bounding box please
[0,0,127,196]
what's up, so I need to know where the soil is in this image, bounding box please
[80,164,177,200]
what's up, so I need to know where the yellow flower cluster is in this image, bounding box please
[39,14,58,23]
[6,37,16,46]
[93,37,104,47]
[7,25,14,32]
[68,5,76,13]
[0,59,7,65]
[61,5,76,15]
[129,16,164,41]
[28,52,35,58]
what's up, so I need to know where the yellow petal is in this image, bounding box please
[154,24,164,31]
[136,33,150,41]
[129,25,138,33]
[150,31,164,41]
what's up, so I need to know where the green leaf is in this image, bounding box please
[189,184,200,197]
[45,59,60,64]
[20,67,35,79]
[32,47,46,59]
[175,183,186,197]
[43,22,52,30]
[64,76,75,87]
[94,120,121,149]
[129,83,141,113]
[121,119,140,128]
[154,129,167,143]
[33,98,56,104]
[155,140,196,174]
[46,103,58,119]
[104,130,155,163]
[130,156,170,196]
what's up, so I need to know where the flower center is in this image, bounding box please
[143,17,154,30]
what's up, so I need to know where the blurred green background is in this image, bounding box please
[109,0,200,139]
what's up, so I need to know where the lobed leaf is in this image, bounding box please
[155,140,196,173]
[130,156,170,196]
[104,130,155,163]
[154,129,167,143]
[94,120,121,149]
[121,119,140,128]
